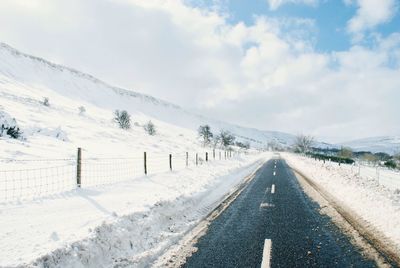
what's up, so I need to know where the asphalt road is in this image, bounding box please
[182,158,376,268]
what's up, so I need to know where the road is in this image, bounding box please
[182,158,376,267]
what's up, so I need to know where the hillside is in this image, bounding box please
[339,136,400,155]
[0,42,295,160]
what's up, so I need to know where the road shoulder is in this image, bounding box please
[290,165,399,267]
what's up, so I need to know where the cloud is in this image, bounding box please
[266,0,319,10]
[347,0,399,41]
[0,0,399,141]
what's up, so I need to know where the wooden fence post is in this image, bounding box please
[169,154,172,171]
[77,148,82,188]
[196,153,198,166]
[186,152,188,167]
[206,152,208,162]
[144,152,147,175]
[213,149,215,159]
[219,151,221,160]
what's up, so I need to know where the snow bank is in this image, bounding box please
[0,154,268,267]
[284,153,400,250]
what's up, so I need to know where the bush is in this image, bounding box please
[43,97,50,107]
[1,125,22,139]
[78,106,86,115]
[0,112,23,139]
[307,152,354,164]
[114,110,131,129]
[144,120,156,135]
[198,125,213,146]
[219,130,235,148]
[235,141,250,149]
[384,160,397,169]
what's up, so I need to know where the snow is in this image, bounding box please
[0,42,296,151]
[284,153,400,250]
[0,155,267,267]
[0,42,271,266]
[339,136,400,155]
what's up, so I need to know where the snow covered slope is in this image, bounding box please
[339,136,400,155]
[0,42,295,159]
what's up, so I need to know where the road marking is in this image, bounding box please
[273,171,276,176]
[260,203,274,209]
[271,184,275,194]
[261,239,272,268]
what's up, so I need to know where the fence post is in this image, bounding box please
[213,149,215,159]
[169,154,172,171]
[196,153,198,166]
[144,152,147,175]
[186,152,188,167]
[77,148,82,188]
[219,151,221,160]
[206,152,208,162]
[376,167,380,185]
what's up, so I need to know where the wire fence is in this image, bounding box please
[0,149,242,202]
[309,157,400,191]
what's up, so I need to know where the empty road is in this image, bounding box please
[183,158,376,267]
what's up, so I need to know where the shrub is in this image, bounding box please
[43,97,50,107]
[235,141,250,149]
[0,124,22,139]
[114,110,131,129]
[0,112,23,139]
[144,120,156,135]
[384,160,397,169]
[198,125,213,146]
[219,130,235,148]
[78,106,86,115]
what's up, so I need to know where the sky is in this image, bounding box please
[0,0,399,142]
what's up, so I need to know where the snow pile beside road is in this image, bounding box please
[0,154,268,267]
[284,153,400,250]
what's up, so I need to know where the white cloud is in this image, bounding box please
[267,0,319,10]
[0,0,399,141]
[347,0,399,41]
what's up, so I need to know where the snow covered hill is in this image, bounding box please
[339,136,400,155]
[0,42,295,161]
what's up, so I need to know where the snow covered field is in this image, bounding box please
[284,153,400,251]
[332,162,400,191]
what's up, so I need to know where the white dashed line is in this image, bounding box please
[261,239,272,268]
[259,203,274,209]
[271,184,275,194]
[273,171,276,176]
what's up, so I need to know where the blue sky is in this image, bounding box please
[188,0,400,52]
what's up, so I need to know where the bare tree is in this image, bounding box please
[294,134,314,153]
[198,125,213,146]
[114,110,131,130]
[144,120,156,135]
